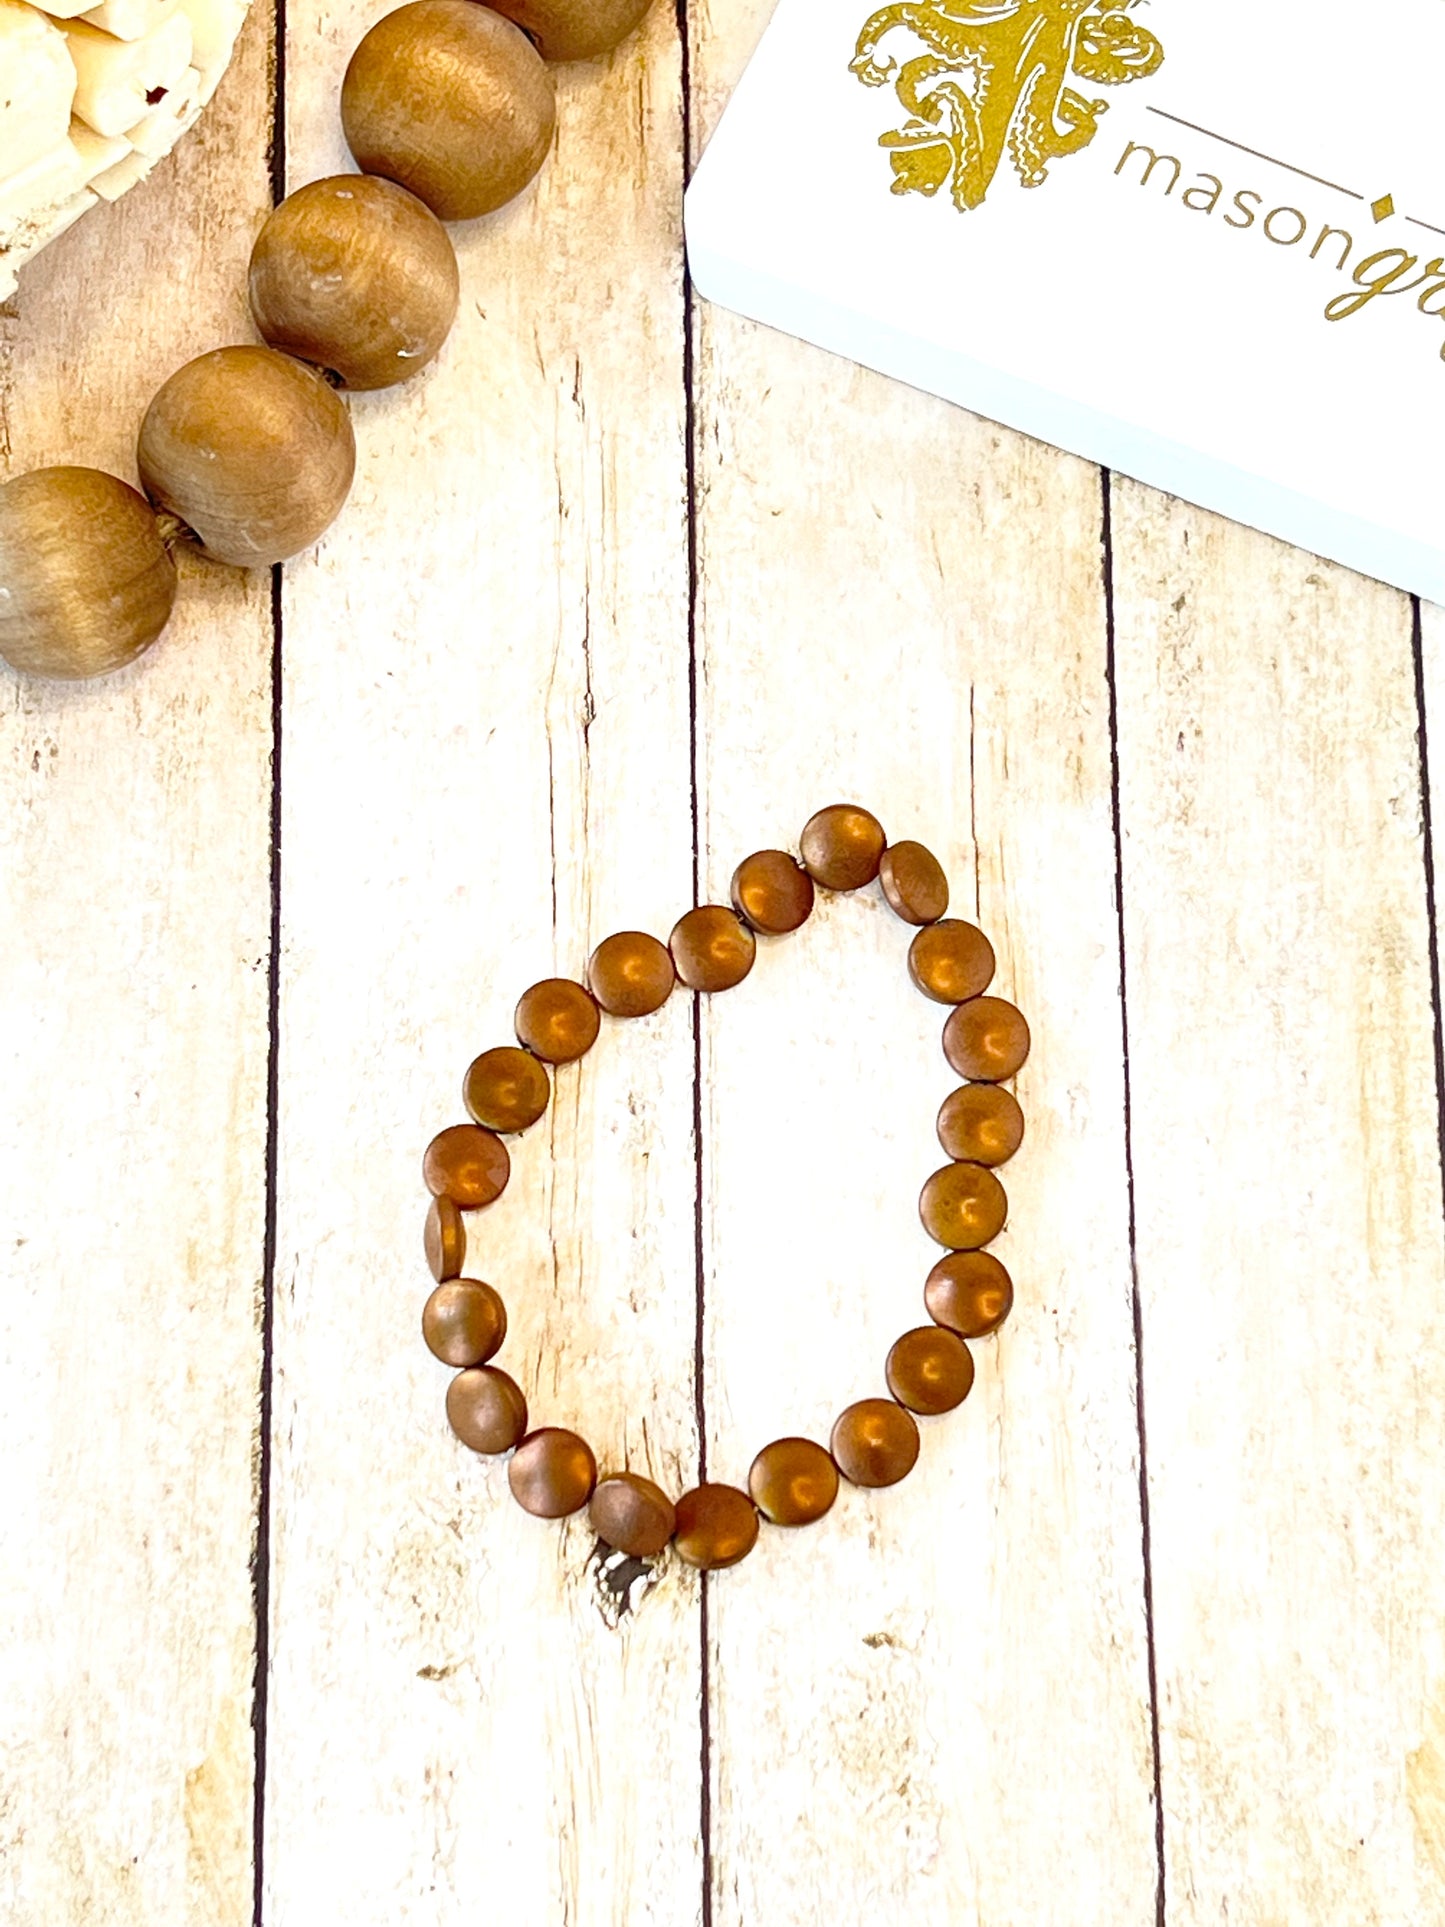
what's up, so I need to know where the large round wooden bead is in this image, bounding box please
[886,1326,975,1415]
[670,905,756,992]
[730,849,814,935]
[830,1399,920,1488]
[908,919,996,1004]
[341,1,556,222]
[799,804,887,892]
[424,1195,466,1281]
[423,1123,510,1208]
[589,1472,676,1557]
[924,1250,1014,1338]
[490,0,652,62]
[515,978,600,1062]
[879,840,949,925]
[943,996,1032,1082]
[0,467,177,680]
[672,1483,760,1569]
[137,346,355,567]
[748,1437,839,1526]
[446,1364,527,1452]
[248,174,460,391]
[508,1427,597,1517]
[464,1045,550,1133]
[423,1278,507,1366]
[588,931,674,1017]
[919,1162,1008,1250]
[936,1083,1025,1167]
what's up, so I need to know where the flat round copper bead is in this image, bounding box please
[730,849,814,934]
[886,1326,976,1415]
[748,1437,839,1526]
[672,1482,760,1569]
[424,1195,465,1282]
[937,1083,1025,1166]
[919,1161,1008,1250]
[587,931,675,1018]
[830,1399,920,1488]
[670,905,756,992]
[515,977,601,1063]
[463,1045,550,1133]
[879,840,949,925]
[908,919,996,1004]
[924,1250,1014,1338]
[508,1427,597,1518]
[944,995,1032,1082]
[423,1123,510,1208]
[589,1472,677,1557]
[446,1365,527,1454]
[422,1278,506,1366]
[799,804,887,892]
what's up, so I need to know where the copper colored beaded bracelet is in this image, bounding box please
[419,804,1031,1572]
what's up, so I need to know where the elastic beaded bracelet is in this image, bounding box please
[420,804,1030,1571]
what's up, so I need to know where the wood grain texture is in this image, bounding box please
[260,6,703,1922]
[1111,488,1445,1924]
[0,10,274,1922]
[686,8,1158,1923]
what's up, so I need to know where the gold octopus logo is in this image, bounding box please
[850,0,1165,211]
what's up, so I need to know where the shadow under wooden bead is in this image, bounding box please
[919,1161,1008,1250]
[730,849,815,934]
[748,1437,840,1526]
[886,1326,976,1415]
[422,1279,507,1367]
[830,1399,920,1488]
[943,995,1032,1082]
[514,977,601,1063]
[908,918,997,1005]
[464,1045,551,1133]
[673,1483,761,1569]
[589,1472,676,1557]
[587,931,675,1017]
[423,1122,510,1208]
[799,803,887,892]
[923,1250,1015,1338]
[424,1195,466,1282]
[670,904,756,992]
[446,1365,528,1454]
[936,1083,1025,1166]
[509,1428,598,1518]
[879,840,949,925]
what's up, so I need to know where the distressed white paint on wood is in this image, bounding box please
[687,8,1158,1922]
[0,13,273,1922]
[1111,487,1445,1924]
[261,7,705,1923]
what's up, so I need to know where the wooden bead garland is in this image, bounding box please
[421,807,1030,1569]
[0,0,656,679]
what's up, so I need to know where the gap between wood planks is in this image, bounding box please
[250,5,287,1923]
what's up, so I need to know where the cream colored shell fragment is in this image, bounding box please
[0,0,248,301]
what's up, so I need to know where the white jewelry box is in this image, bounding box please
[684,0,1445,602]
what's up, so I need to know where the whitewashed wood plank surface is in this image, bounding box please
[0,11,275,1923]
[686,5,1159,1922]
[4,0,1445,1919]
[261,5,705,1922]
[1111,487,1445,1925]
